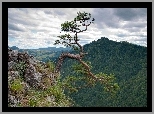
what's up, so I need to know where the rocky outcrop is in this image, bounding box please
[8,48,72,107]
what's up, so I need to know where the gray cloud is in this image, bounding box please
[54,10,66,16]
[114,8,147,21]
[16,8,28,13]
[8,8,147,49]
[116,33,147,38]
[44,10,52,15]
[45,40,52,45]
[8,23,26,32]
[93,8,121,29]
[116,33,127,38]
[8,30,18,37]
[114,8,137,21]
[123,22,146,28]
[8,9,39,27]
[125,27,142,33]
[133,37,147,42]
[92,8,147,35]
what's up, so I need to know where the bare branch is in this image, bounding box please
[54,52,105,83]
[76,23,91,34]
[55,52,82,74]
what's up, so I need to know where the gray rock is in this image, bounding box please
[8,95,20,107]
[46,95,55,102]
[8,61,16,70]
[8,48,59,107]
[8,71,19,82]
[24,64,42,88]
[8,50,18,62]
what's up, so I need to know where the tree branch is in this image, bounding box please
[54,52,104,82]
[54,11,99,81]
[55,52,82,73]
[76,23,91,34]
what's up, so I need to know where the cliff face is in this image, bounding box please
[8,48,73,107]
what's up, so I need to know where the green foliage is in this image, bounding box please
[61,75,84,94]
[61,37,147,107]
[9,75,74,107]
[54,11,95,51]
[63,61,120,96]
[9,78,24,94]
[59,11,92,33]
[9,37,147,107]
[35,63,46,74]
[9,61,74,107]
[72,61,92,75]
[46,61,55,72]
[11,11,147,107]
[29,97,38,107]
[96,72,120,94]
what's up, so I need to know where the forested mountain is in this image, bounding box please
[60,37,147,107]
[9,37,147,107]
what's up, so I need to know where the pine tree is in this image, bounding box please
[54,11,119,94]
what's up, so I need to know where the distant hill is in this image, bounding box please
[38,47,71,51]
[9,46,71,52]
[8,46,71,63]
[9,46,19,50]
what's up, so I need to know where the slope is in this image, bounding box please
[60,37,147,107]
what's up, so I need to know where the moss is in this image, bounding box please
[41,76,53,88]
[9,78,24,94]
[46,61,55,72]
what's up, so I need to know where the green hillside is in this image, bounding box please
[60,37,147,107]
[10,37,147,107]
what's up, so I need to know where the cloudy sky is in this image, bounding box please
[8,8,147,49]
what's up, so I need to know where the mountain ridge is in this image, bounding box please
[8,37,147,107]
[60,37,147,107]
